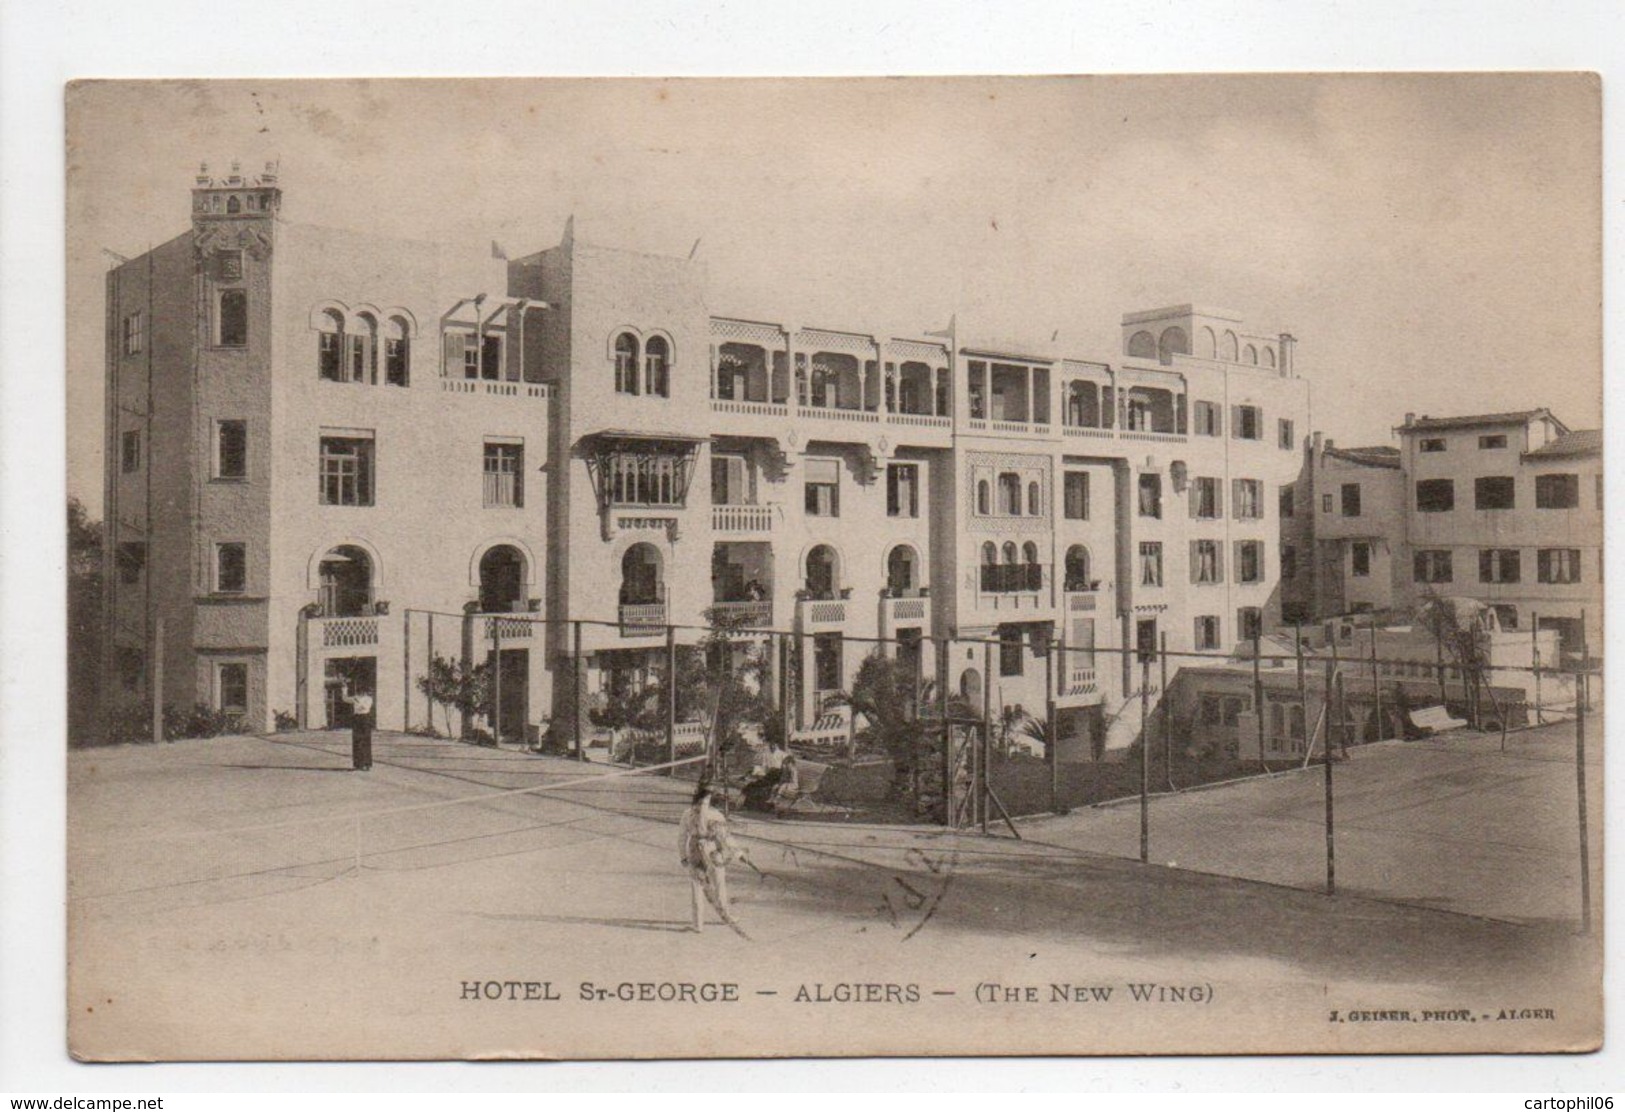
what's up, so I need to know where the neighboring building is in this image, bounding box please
[102,168,1311,759]
[1395,410,1602,661]
[1304,439,1406,618]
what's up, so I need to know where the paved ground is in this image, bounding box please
[66,724,1602,1060]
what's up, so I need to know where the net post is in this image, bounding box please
[151,615,165,743]
[1531,610,1542,726]
[1139,650,1150,864]
[1159,631,1171,791]
[402,609,412,733]
[572,619,585,760]
[982,639,993,833]
[1369,622,1381,741]
[1576,674,1591,934]
[1045,633,1057,813]
[1324,653,1336,895]
[937,633,951,827]
[492,613,503,744]
[426,612,436,737]
[665,623,677,776]
[1252,629,1266,769]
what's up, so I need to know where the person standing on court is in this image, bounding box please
[678,780,743,935]
[341,681,375,771]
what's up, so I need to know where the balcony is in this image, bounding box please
[1059,665,1099,699]
[1065,586,1102,612]
[709,598,774,628]
[319,615,379,648]
[797,594,848,631]
[980,563,1044,593]
[441,379,551,400]
[801,402,881,425]
[710,398,789,419]
[482,614,535,641]
[712,503,775,534]
[618,602,667,637]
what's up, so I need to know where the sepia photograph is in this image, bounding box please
[60,74,1602,1061]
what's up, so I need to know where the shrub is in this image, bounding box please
[273,709,299,732]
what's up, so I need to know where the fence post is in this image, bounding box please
[1323,654,1336,895]
[982,639,993,832]
[1576,679,1591,934]
[1252,630,1266,769]
[1435,633,1447,708]
[402,609,412,733]
[1045,634,1057,813]
[1159,631,1171,791]
[1369,623,1381,741]
[1531,610,1542,726]
[665,624,677,775]
[492,614,503,744]
[572,619,585,760]
[151,615,165,743]
[937,634,952,826]
[1329,636,1343,758]
[1294,621,1307,758]
[425,613,435,736]
[1139,652,1150,864]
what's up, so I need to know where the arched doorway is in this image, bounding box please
[318,545,373,616]
[479,545,526,613]
[805,544,839,599]
[1064,545,1092,591]
[960,667,983,707]
[619,544,663,605]
[886,544,919,595]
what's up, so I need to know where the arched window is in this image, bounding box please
[1263,346,1277,369]
[619,544,663,606]
[350,312,378,385]
[886,545,919,594]
[977,480,990,515]
[478,545,526,613]
[644,335,671,397]
[981,542,997,566]
[1222,330,1239,361]
[959,668,983,705]
[614,332,640,395]
[1157,326,1189,364]
[1244,344,1258,366]
[1200,326,1217,359]
[317,545,373,617]
[384,316,411,387]
[1002,541,1018,565]
[317,310,345,382]
[999,472,1021,515]
[1022,541,1039,566]
[226,194,241,214]
[805,544,839,599]
[1027,481,1040,516]
[1065,545,1092,591]
[1127,330,1156,359]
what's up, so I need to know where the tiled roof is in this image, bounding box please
[1399,409,1555,432]
[1523,428,1602,460]
[1324,445,1401,469]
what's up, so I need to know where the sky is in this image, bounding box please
[65,75,1601,514]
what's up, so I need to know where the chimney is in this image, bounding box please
[1404,412,1415,427]
[1324,438,1335,451]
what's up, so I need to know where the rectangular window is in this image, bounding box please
[120,430,140,473]
[813,632,843,693]
[443,331,477,378]
[711,454,748,506]
[1278,418,1295,450]
[1063,471,1089,520]
[217,663,248,715]
[1537,548,1582,584]
[1192,400,1221,436]
[1351,542,1371,578]
[1414,549,1453,584]
[1232,405,1262,441]
[1279,484,1295,518]
[804,457,840,517]
[1475,476,1515,510]
[1340,482,1361,517]
[1139,542,1163,587]
[346,332,371,383]
[483,442,524,508]
[217,288,247,347]
[886,463,920,518]
[1135,619,1158,665]
[1194,615,1220,651]
[608,451,685,507]
[1191,539,1223,585]
[1420,437,1447,453]
[1138,473,1162,519]
[1235,541,1263,584]
[481,335,504,381]
[1479,548,1521,584]
[999,626,1024,677]
[318,436,375,506]
[1233,479,1263,520]
[216,420,247,480]
[1478,434,1508,449]
[1190,477,1221,520]
[1237,607,1263,642]
[1321,493,1332,513]
[116,541,145,585]
[215,542,246,594]
[1281,545,1297,580]
[1535,473,1580,509]
[122,311,144,356]
[1415,478,1455,512]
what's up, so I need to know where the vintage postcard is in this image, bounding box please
[64,75,1602,1060]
